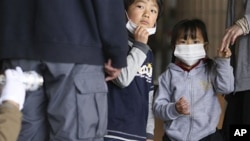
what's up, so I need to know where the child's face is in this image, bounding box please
[176,28,205,45]
[174,28,207,68]
[127,0,159,28]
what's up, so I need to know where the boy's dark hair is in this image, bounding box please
[170,19,214,72]
[124,0,164,20]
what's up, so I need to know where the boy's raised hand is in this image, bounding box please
[134,26,149,44]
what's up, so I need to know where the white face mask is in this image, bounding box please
[174,44,206,66]
[126,20,156,35]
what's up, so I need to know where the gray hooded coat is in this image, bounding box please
[228,0,250,92]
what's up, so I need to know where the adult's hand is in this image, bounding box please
[1,67,26,110]
[220,24,244,52]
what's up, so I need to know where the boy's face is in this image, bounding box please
[127,0,159,28]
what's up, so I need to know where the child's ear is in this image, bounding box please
[204,42,209,51]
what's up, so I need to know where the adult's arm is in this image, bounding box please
[0,101,22,141]
[93,0,129,68]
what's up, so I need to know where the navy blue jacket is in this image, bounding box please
[0,0,128,68]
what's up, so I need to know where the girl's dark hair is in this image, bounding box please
[124,0,164,20]
[170,19,214,72]
[170,19,208,49]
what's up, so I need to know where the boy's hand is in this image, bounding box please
[134,26,149,44]
[104,59,121,81]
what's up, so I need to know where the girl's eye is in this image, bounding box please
[193,40,202,44]
[179,40,186,43]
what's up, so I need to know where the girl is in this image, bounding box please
[153,19,234,141]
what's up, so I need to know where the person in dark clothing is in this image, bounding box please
[220,0,250,141]
[0,1,128,141]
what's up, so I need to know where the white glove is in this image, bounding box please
[1,66,26,110]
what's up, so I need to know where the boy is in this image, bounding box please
[104,0,163,140]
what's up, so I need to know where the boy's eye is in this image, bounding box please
[136,5,144,9]
[151,9,158,14]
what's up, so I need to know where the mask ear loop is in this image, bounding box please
[151,23,157,30]
[125,11,137,26]
[125,11,129,21]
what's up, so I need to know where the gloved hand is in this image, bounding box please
[1,66,26,110]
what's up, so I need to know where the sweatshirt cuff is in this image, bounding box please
[214,58,231,68]
[147,133,154,140]
[133,41,151,54]
[167,103,183,119]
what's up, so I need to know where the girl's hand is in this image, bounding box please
[217,46,232,58]
[175,97,190,115]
